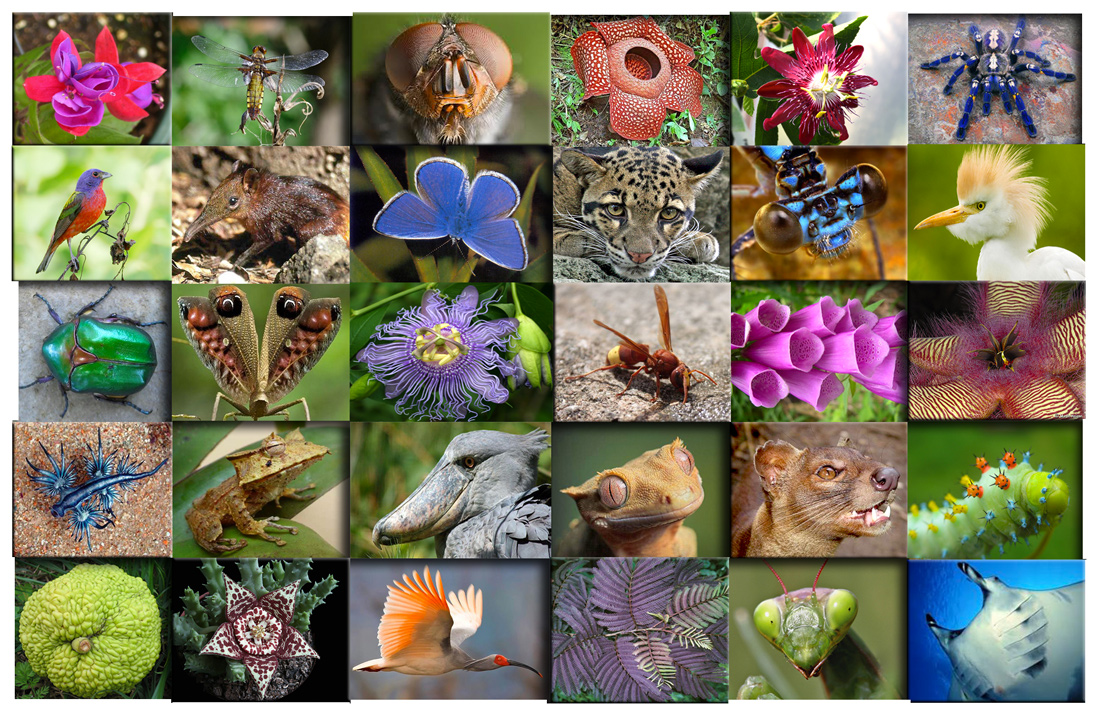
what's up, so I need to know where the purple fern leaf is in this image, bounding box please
[667,582,729,630]
[553,627,607,695]
[592,637,670,702]
[669,643,728,701]
[590,558,676,632]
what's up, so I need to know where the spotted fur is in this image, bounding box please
[554,147,723,280]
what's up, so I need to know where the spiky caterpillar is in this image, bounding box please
[908,451,1069,559]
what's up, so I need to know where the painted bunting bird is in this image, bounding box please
[36,168,112,274]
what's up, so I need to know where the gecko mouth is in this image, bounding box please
[845,499,892,528]
[595,491,705,531]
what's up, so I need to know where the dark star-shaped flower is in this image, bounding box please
[199,576,319,699]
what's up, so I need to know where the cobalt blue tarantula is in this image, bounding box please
[920,17,1077,140]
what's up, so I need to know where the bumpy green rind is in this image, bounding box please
[19,563,161,698]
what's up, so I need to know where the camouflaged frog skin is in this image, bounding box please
[553,147,723,280]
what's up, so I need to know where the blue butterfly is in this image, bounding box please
[373,157,529,270]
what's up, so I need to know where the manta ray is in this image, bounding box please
[926,562,1084,702]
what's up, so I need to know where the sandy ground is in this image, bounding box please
[14,422,173,557]
[19,282,171,422]
[554,283,731,422]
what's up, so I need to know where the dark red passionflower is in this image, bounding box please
[570,17,703,140]
[756,23,877,144]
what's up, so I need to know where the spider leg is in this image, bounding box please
[955,78,981,141]
[1004,76,1037,138]
[994,75,1014,114]
[969,24,985,55]
[1014,62,1075,82]
[1008,17,1025,57]
[1016,50,1051,67]
[921,50,969,68]
[981,76,993,116]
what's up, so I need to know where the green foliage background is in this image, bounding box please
[908,145,1086,280]
[12,146,171,279]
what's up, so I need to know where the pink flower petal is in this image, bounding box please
[786,297,844,337]
[105,94,148,122]
[777,368,845,411]
[23,74,65,102]
[731,360,789,408]
[792,27,816,62]
[94,26,120,65]
[835,299,879,333]
[745,299,791,341]
[744,328,825,372]
[760,46,800,77]
[872,312,907,347]
[818,325,890,378]
[815,23,836,58]
[731,313,749,349]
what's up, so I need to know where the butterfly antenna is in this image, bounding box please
[812,558,830,596]
[762,560,788,597]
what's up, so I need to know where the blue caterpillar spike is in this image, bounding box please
[981,77,993,115]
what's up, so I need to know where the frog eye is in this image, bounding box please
[659,207,681,221]
[816,465,838,480]
[753,599,783,640]
[462,456,477,469]
[824,589,857,631]
[598,475,628,508]
[605,203,625,217]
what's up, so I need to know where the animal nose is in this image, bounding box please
[871,466,899,492]
[628,251,652,264]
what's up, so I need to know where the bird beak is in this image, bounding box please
[504,658,542,677]
[914,205,971,230]
[101,171,113,179]
[372,462,472,547]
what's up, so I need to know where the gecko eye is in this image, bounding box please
[463,456,477,469]
[753,599,783,640]
[673,446,695,475]
[598,475,628,508]
[816,466,838,480]
[824,590,857,631]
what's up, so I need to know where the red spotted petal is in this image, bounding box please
[760,46,800,77]
[24,74,65,102]
[243,655,279,699]
[591,17,649,45]
[632,17,696,66]
[224,575,259,621]
[105,95,148,122]
[199,622,244,660]
[95,26,119,65]
[608,85,665,140]
[659,63,703,115]
[571,31,611,99]
[258,580,300,626]
[278,626,320,660]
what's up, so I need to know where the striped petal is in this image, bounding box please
[983,282,1042,319]
[909,381,1001,420]
[909,336,967,374]
[1001,376,1083,419]
[1037,309,1084,375]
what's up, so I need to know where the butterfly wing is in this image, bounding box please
[373,157,469,240]
[373,192,448,240]
[459,170,528,270]
[414,157,469,217]
[177,287,259,403]
[259,287,342,403]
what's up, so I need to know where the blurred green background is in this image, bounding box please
[907,421,1082,560]
[728,559,906,699]
[551,423,728,557]
[908,145,1085,280]
[349,421,550,558]
[172,17,348,146]
[350,282,553,422]
[731,281,906,423]
[171,284,350,422]
[13,146,170,279]
[352,13,550,144]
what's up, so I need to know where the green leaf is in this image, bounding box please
[447,146,478,179]
[357,146,403,201]
[349,373,379,401]
[351,250,380,282]
[756,98,779,145]
[172,520,341,558]
[514,162,544,238]
[832,16,868,52]
[730,12,768,83]
[172,423,236,479]
[775,12,841,37]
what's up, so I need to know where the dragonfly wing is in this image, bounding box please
[374,192,449,240]
[190,35,252,64]
[263,71,325,94]
[459,217,528,270]
[189,63,249,88]
[466,170,520,225]
[269,49,329,71]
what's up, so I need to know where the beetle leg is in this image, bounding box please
[57,383,70,419]
[32,292,65,325]
[103,312,166,328]
[93,393,153,416]
[77,285,116,317]
[19,375,54,389]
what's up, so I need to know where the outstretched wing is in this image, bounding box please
[260,287,342,402]
[593,320,654,361]
[654,285,673,353]
[377,566,454,661]
[446,583,483,648]
[373,191,448,240]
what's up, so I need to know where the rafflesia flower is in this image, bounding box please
[355,287,521,421]
[199,576,319,700]
[731,296,906,411]
[570,16,703,140]
[909,282,1084,419]
[756,23,877,144]
[23,27,165,137]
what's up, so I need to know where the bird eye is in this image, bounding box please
[660,207,681,221]
[753,203,803,254]
[598,475,628,508]
[816,466,838,480]
[976,201,986,211]
[463,456,476,469]
[605,203,625,217]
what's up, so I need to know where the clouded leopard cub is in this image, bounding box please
[554,147,723,280]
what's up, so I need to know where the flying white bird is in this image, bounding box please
[352,566,542,678]
[915,146,1084,280]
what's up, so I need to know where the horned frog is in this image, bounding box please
[185,428,329,553]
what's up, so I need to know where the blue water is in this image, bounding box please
[908,560,1085,701]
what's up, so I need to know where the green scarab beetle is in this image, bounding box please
[20,285,163,418]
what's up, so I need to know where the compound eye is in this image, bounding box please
[598,474,628,508]
[456,22,513,90]
[753,599,783,640]
[856,164,888,218]
[824,589,858,631]
[386,22,445,91]
[753,203,803,254]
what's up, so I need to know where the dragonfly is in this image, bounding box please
[736,560,900,700]
[188,36,328,133]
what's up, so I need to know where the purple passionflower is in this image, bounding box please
[756,23,877,144]
[355,287,520,421]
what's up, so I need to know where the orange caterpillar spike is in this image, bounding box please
[974,455,990,473]
[993,470,1010,490]
[1002,450,1017,469]
[965,483,984,498]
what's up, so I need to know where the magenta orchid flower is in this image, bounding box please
[756,23,877,144]
[23,28,165,137]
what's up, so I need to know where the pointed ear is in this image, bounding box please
[242,168,260,194]
[561,485,586,500]
[683,150,724,191]
[560,150,607,188]
[754,440,801,488]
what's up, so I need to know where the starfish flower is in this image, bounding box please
[570,16,703,140]
[199,576,319,699]
[756,23,877,144]
[355,287,520,421]
[909,282,1084,419]
[22,28,165,137]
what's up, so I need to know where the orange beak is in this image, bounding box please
[914,205,972,230]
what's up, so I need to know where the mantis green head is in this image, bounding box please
[753,560,858,678]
